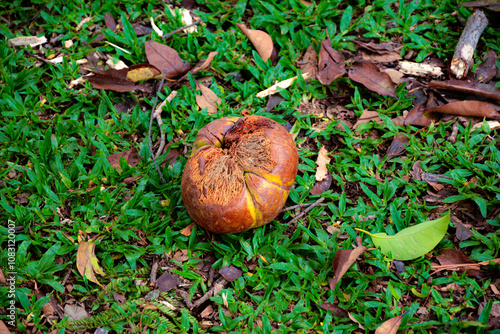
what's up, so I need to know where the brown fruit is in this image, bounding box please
[181,115,299,234]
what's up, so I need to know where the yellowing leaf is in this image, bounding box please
[127,64,161,82]
[315,147,331,181]
[77,242,106,289]
[357,212,450,261]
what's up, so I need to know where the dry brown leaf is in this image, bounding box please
[315,147,331,181]
[0,268,6,284]
[476,50,498,83]
[177,51,219,82]
[387,134,409,159]
[196,82,221,114]
[127,63,161,82]
[425,100,500,119]
[200,305,214,318]
[64,304,88,322]
[0,320,11,334]
[427,80,500,103]
[317,303,349,317]
[156,271,180,292]
[349,61,397,98]
[375,314,404,334]
[329,246,366,290]
[317,39,346,85]
[404,91,441,127]
[104,13,117,30]
[219,266,243,282]
[145,40,191,79]
[354,41,398,54]
[361,51,402,63]
[76,242,106,289]
[34,288,55,317]
[436,248,479,277]
[299,45,318,81]
[383,69,404,84]
[87,69,152,93]
[462,0,500,11]
[235,23,277,63]
[181,222,195,236]
[353,110,383,129]
[311,171,332,195]
[107,147,141,170]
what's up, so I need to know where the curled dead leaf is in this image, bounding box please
[425,100,500,119]
[317,39,346,85]
[329,246,366,290]
[375,314,404,334]
[235,22,277,63]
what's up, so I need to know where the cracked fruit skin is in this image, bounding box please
[181,115,299,234]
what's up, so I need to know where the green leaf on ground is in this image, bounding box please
[357,211,450,260]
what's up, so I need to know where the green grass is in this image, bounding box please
[1,0,500,333]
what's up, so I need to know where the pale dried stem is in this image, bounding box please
[162,18,202,39]
[288,197,325,224]
[149,70,168,184]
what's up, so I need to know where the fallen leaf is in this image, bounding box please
[311,171,332,195]
[299,45,318,81]
[404,98,441,127]
[357,212,450,261]
[181,223,195,236]
[155,271,180,292]
[104,13,117,30]
[425,101,500,119]
[64,304,88,322]
[256,73,310,98]
[200,305,214,318]
[126,63,161,82]
[173,249,189,264]
[8,36,47,47]
[383,69,404,84]
[318,303,349,317]
[133,24,153,36]
[219,266,243,282]
[375,314,404,334]
[0,268,6,284]
[353,110,383,129]
[329,246,366,290]
[160,144,182,167]
[361,51,402,63]
[476,50,498,83]
[436,248,479,277]
[0,321,10,334]
[87,69,152,93]
[349,312,365,330]
[265,94,286,112]
[428,80,500,103]
[354,41,398,54]
[348,61,397,98]
[454,221,474,241]
[471,120,500,131]
[177,51,218,82]
[34,288,55,317]
[107,147,141,170]
[76,242,106,289]
[387,134,409,159]
[235,22,277,63]
[462,0,500,11]
[196,82,221,114]
[145,40,191,79]
[113,292,126,305]
[317,39,346,85]
[315,147,331,181]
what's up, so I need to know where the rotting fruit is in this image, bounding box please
[181,115,299,234]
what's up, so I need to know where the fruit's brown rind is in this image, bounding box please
[181,115,299,234]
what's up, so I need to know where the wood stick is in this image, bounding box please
[149,70,168,184]
[288,197,325,224]
[162,19,201,39]
[450,10,488,79]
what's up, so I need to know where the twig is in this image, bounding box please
[154,90,178,159]
[162,19,201,39]
[149,262,159,287]
[177,276,227,309]
[149,70,168,184]
[61,269,72,286]
[450,10,488,79]
[282,202,314,212]
[431,258,500,274]
[288,197,325,224]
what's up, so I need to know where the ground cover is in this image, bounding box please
[1,0,500,333]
